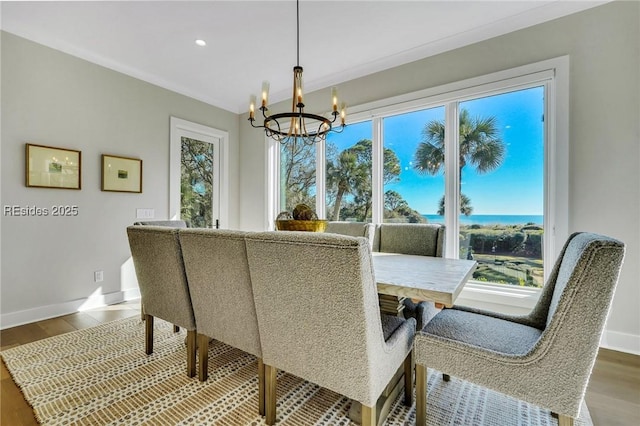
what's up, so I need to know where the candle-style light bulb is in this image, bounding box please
[297,87,303,105]
[340,103,347,125]
[249,95,256,120]
[261,81,270,107]
[331,87,338,112]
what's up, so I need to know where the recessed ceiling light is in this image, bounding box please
[195,39,207,47]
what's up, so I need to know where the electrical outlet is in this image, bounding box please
[94,270,104,282]
[136,208,155,219]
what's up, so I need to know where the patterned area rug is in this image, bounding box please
[1,317,593,425]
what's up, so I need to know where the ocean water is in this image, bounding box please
[423,214,543,226]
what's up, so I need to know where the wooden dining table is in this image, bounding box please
[372,252,477,307]
[350,252,477,425]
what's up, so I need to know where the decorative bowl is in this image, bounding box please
[275,219,328,232]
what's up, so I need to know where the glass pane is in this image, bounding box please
[181,137,214,228]
[280,140,316,214]
[458,86,545,287]
[325,121,373,222]
[383,107,445,223]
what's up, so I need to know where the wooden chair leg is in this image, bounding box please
[186,330,196,378]
[361,404,377,426]
[416,363,427,426]
[197,333,209,381]
[558,414,574,426]
[442,373,450,382]
[265,364,277,425]
[144,314,154,355]
[403,350,413,406]
[140,302,145,321]
[173,325,180,333]
[258,358,266,416]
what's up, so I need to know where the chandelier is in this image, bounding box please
[248,0,346,145]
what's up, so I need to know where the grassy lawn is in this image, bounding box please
[471,253,543,287]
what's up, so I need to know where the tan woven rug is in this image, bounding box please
[1,316,593,425]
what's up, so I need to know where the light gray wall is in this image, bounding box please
[239,1,640,353]
[1,32,240,324]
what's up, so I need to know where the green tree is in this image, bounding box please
[384,190,427,223]
[414,109,505,215]
[437,193,473,216]
[326,149,365,220]
[326,139,401,221]
[181,138,213,228]
[281,140,316,212]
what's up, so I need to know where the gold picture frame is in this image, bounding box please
[101,154,142,193]
[26,143,82,190]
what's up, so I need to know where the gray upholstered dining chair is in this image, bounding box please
[245,231,416,426]
[378,223,445,330]
[133,220,189,320]
[378,223,445,257]
[326,221,379,252]
[414,232,625,426]
[325,221,369,237]
[179,228,265,416]
[126,226,197,377]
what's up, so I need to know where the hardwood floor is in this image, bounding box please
[2,302,639,425]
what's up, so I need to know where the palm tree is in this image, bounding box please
[326,139,401,221]
[437,194,473,216]
[414,109,505,215]
[326,149,366,220]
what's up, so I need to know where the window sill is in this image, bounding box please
[455,281,542,315]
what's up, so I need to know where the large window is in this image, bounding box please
[456,88,545,286]
[325,121,373,222]
[383,107,445,223]
[269,58,568,293]
[280,141,316,213]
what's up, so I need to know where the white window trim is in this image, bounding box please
[267,56,569,309]
[169,117,229,228]
[265,136,279,230]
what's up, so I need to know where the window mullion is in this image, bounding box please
[444,102,460,259]
[372,117,384,224]
[266,138,280,230]
[316,138,326,219]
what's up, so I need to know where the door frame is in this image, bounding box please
[169,116,229,228]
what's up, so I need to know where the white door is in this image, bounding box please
[170,117,228,228]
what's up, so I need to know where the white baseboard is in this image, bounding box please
[600,329,640,355]
[0,289,141,330]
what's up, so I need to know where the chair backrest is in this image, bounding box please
[326,221,368,237]
[539,232,625,327]
[134,220,188,228]
[179,229,261,357]
[245,231,389,406]
[523,232,625,331]
[378,223,445,257]
[326,221,379,251]
[126,226,196,330]
[521,232,625,414]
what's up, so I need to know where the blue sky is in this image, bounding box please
[327,86,545,215]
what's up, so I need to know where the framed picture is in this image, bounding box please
[26,143,82,189]
[102,154,142,193]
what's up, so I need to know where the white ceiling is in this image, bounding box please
[1,1,608,114]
